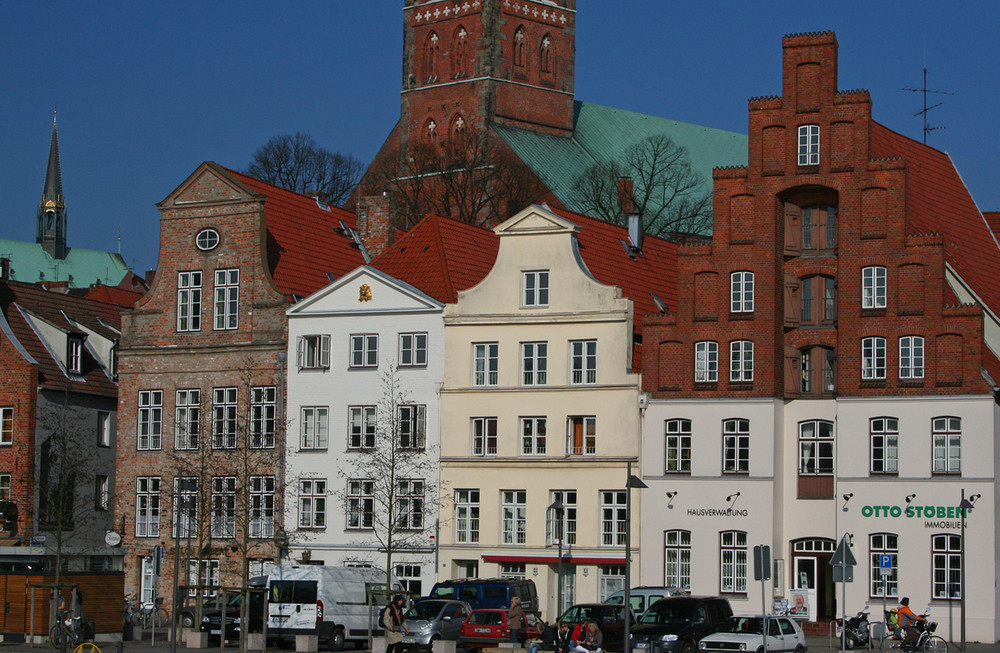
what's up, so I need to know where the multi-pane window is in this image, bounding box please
[500,563,526,580]
[801,276,836,324]
[135,476,161,537]
[801,347,836,394]
[567,416,596,455]
[870,533,898,598]
[455,489,480,543]
[797,124,819,166]
[95,475,110,510]
[899,336,924,379]
[802,205,837,250]
[799,420,834,475]
[175,389,198,450]
[398,405,426,449]
[187,559,220,597]
[177,271,202,332]
[347,479,375,529]
[521,417,547,455]
[300,407,329,449]
[211,476,236,538]
[720,530,748,593]
[473,343,499,386]
[548,490,577,546]
[664,530,692,590]
[665,419,692,474]
[67,336,84,375]
[862,266,887,309]
[97,410,112,447]
[601,490,627,546]
[398,333,428,367]
[722,418,750,474]
[472,417,498,456]
[570,340,597,384]
[297,334,331,370]
[861,336,886,380]
[249,476,275,539]
[396,479,424,530]
[350,334,379,368]
[396,564,424,595]
[870,417,899,474]
[523,270,549,307]
[349,406,376,449]
[932,534,961,599]
[695,341,718,383]
[0,474,10,500]
[138,390,163,450]
[521,342,548,385]
[213,268,239,330]
[250,386,276,448]
[729,340,753,382]
[600,566,626,602]
[174,477,198,539]
[730,271,754,313]
[0,407,13,445]
[298,479,327,529]
[932,416,961,474]
[501,490,527,545]
[212,387,237,449]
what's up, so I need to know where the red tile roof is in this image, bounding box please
[225,169,368,298]
[871,123,1000,315]
[80,284,145,307]
[983,211,1000,237]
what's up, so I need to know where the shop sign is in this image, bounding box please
[860,504,971,529]
[686,507,748,517]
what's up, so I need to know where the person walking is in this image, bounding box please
[507,596,524,643]
[383,595,408,653]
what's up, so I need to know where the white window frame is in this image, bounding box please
[97,410,112,447]
[899,336,924,379]
[137,390,163,451]
[187,559,220,597]
[349,334,379,368]
[932,534,961,599]
[349,406,376,450]
[548,490,577,546]
[67,336,84,375]
[567,416,596,456]
[932,416,961,474]
[455,489,480,543]
[297,334,331,370]
[862,336,886,380]
[213,268,239,330]
[0,474,10,500]
[298,479,327,529]
[522,270,549,307]
[398,404,426,449]
[665,418,692,474]
[862,266,887,309]
[398,332,428,367]
[472,417,497,456]
[695,341,718,383]
[135,476,160,537]
[212,387,237,449]
[599,565,627,602]
[870,533,898,598]
[249,475,275,539]
[870,417,899,474]
[473,342,499,386]
[600,490,627,547]
[521,341,548,386]
[729,340,753,382]
[177,271,202,332]
[501,490,527,545]
[174,476,198,539]
[798,419,834,476]
[570,339,597,385]
[797,124,819,166]
[300,406,329,450]
[500,563,526,580]
[730,271,754,313]
[0,407,11,445]
[95,474,110,511]
[720,530,748,594]
[723,418,750,474]
[347,479,375,530]
[396,479,424,530]
[210,476,236,538]
[250,386,276,449]
[174,389,200,451]
[520,416,547,455]
[664,530,692,590]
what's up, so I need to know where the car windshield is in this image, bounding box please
[638,601,694,624]
[722,617,763,635]
[406,602,445,620]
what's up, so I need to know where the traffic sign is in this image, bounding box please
[879,554,893,578]
[753,545,771,581]
[830,535,857,567]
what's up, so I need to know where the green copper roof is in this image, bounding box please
[494,100,748,225]
[0,239,129,288]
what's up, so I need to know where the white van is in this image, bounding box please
[267,565,402,649]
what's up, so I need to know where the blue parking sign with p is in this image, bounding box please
[880,554,892,568]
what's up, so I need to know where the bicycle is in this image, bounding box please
[880,612,947,653]
[50,612,95,649]
[129,597,170,628]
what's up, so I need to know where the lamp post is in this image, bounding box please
[548,497,565,618]
[957,490,978,651]
[624,461,648,653]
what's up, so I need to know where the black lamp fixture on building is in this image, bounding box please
[665,491,677,509]
[842,492,854,512]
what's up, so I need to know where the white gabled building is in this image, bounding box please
[284,265,445,595]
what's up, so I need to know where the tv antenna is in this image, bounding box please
[902,67,954,144]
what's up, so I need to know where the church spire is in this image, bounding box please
[37,111,67,259]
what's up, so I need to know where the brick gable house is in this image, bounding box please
[639,32,1000,641]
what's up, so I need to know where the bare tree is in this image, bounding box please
[571,134,713,239]
[245,133,365,206]
[333,365,440,589]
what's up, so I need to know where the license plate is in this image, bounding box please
[475,628,492,633]
[634,645,649,650]
[272,615,289,621]
[402,638,415,644]
[210,630,222,635]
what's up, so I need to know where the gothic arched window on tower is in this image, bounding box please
[513,26,527,74]
[452,26,469,78]
[423,31,440,83]
[448,114,467,144]
[540,33,553,75]
[423,118,439,148]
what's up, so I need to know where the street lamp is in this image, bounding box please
[958,490,979,651]
[548,497,565,618]
[624,461,648,653]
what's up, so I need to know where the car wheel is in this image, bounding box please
[327,627,346,651]
[181,613,195,629]
[795,646,807,653]
[756,648,765,653]
[681,642,696,653]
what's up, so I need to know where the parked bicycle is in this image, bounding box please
[126,595,169,629]
[50,611,95,649]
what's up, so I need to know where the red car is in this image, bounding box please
[459,609,543,651]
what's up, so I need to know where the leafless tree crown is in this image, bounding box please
[245,133,365,206]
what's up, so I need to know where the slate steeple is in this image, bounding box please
[37,111,67,259]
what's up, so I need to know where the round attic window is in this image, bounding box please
[196,228,220,251]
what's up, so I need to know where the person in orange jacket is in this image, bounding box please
[897,597,924,645]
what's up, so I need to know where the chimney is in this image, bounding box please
[357,194,396,259]
[618,177,642,251]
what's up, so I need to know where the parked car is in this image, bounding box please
[605,587,686,616]
[199,578,267,644]
[629,596,732,653]
[699,615,807,653]
[400,599,472,650]
[458,608,543,651]
[427,578,538,612]
[542,603,634,652]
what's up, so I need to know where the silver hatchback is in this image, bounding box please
[401,599,473,650]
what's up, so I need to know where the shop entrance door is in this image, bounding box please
[791,538,836,620]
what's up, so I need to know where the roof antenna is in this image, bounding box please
[902,67,954,144]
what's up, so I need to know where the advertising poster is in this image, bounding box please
[787,588,815,620]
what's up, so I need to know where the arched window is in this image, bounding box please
[664,419,691,474]
[931,534,961,599]
[719,530,748,594]
[423,31,440,82]
[800,345,835,395]
[423,118,439,148]
[513,26,526,68]
[800,275,836,325]
[539,33,553,73]
[664,530,691,589]
[931,416,961,474]
[869,417,898,475]
[448,113,467,142]
[451,26,468,78]
[870,533,899,598]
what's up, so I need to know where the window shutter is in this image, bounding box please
[784,272,801,327]
[784,202,802,256]
[296,337,304,369]
[320,335,331,368]
[784,345,801,397]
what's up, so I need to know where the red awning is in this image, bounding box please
[482,554,625,565]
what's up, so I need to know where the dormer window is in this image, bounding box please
[67,334,85,375]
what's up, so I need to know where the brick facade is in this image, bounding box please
[0,326,38,538]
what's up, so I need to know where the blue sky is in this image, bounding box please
[1,1,997,274]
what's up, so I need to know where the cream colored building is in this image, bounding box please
[437,206,644,621]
